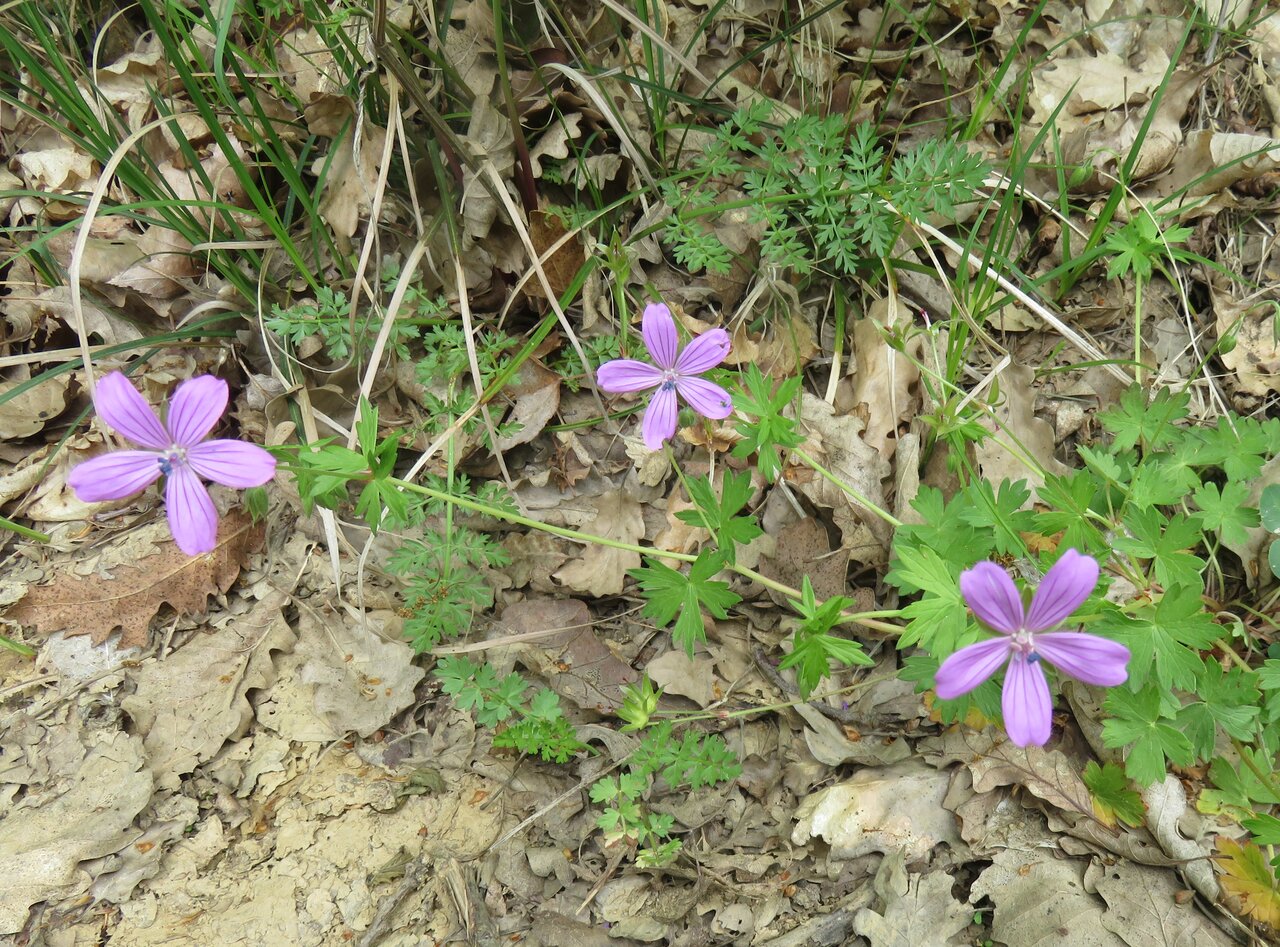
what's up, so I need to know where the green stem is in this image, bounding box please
[0,635,36,658]
[791,447,903,528]
[1133,275,1144,385]
[660,670,902,726]
[387,475,903,637]
[0,516,50,543]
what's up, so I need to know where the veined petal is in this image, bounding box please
[597,359,663,393]
[1025,548,1099,632]
[166,376,228,447]
[642,303,679,370]
[67,450,163,501]
[165,464,218,554]
[94,372,169,449]
[1002,654,1053,747]
[934,637,1011,699]
[187,440,277,488]
[959,561,1025,634]
[1033,632,1130,687]
[675,376,733,419]
[641,384,678,450]
[674,328,731,375]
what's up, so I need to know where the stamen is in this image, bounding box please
[157,447,185,477]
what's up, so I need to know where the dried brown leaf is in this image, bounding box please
[9,509,262,648]
[967,740,1095,820]
[122,591,295,789]
[504,598,638,712]
[0,376,70,439]
[552,490,643,596]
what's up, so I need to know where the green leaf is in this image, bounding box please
[1177,662,1260,757]
[1262,484,1280,534]
[958,479,1035,555]
[1113,507,1204,589]
[631,550,741,655]
[528,688,562,721]
[1192,481,1260,547]
[1102,683,1195,786]
[1201,753,1280,817]
[1128,457,1199,508]
[1098,384,1189,452]
[676,469,762,564]
[1190,416,1279,481]
[731,365,804,481]
[889,487,992,588]
[1242,813,1280,848]
[890,545,967,653]
[1078,443,1131,488]
[1097,587,1215,692]
[617,675,662,732]
[1082,760,1145,828]
[355,396,379,462]
[1034,471,1104,553]
[779,578,873,696]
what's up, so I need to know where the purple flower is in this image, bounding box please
[596,302,733,450]
[935,549,1130,747]
[68,371,276,555]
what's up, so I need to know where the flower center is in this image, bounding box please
[660,369,679,392]
[1010,628,1040,662]
[157,446,187,476]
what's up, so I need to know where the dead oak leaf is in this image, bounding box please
[967,740,1095,820]
[552,489,643,596]
[8,509,263,648]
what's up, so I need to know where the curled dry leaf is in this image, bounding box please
[850,296,922,460]
[853,872,970,947]
[792,761,961,861]
[493,360,561,452]
[969,850,1117,946]
[966,739,1095,820]
[975,361,1070,492]
[8,508,263,648]
[0,376,70,439]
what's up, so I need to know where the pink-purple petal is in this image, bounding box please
[641,384,678,450]
[959,561,1026,634]
[674,328,731,375]
[1024,548,1099,632]
[187,440,277,488]
[1002,654,1053,747]
[68,450,164,501]
[93,372,170,449]
[166,376,228,447]
[597,359,664,393]
[164,464,218,554]
[641,303,679,370]
[675,376,733,419]
[934,636,1012,699]
[1033,632,1131,687]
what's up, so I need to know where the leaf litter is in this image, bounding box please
[2,0,1279,945]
